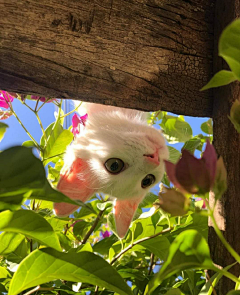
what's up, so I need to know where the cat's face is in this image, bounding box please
[70,111,169,200]
[55,105,169,237]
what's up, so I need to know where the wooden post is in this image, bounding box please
[209,0,240,293]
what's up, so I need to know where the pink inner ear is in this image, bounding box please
[54,158,96,217]
[114,197,144,238]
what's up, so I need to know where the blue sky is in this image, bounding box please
[1,99,209,151]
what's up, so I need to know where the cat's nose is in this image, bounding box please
[144,149,160,166]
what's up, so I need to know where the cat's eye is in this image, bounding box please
[141,174,155,188]
[104,158,125,174]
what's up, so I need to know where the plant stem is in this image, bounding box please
[111,227,172,264]
[43,152,65,163]
[44,99,62,149]
[31,199,35,211]
[94,285,99,294]
[208,209,240,263]
[150,111,161,125]
[36,100,47,112]
[60,102,82,118]
[219,268,240,285]
[35,99,40,112]
[148,253,155,275]
[35,112,47,140]
[23,102,35,112]
[23,286,54,295]
[205,270,217,295]
[81,209,105,244]
[9,106,41,150]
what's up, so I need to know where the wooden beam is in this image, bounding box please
[209,0,240,293]
[0,0,214,116]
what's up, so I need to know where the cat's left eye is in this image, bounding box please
[104,158,125,174]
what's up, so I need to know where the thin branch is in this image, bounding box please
[60,102,82,118]
[111,227,172,265]
[34,98,40,112]
[8,102,41,150]
[44,99,62,149]
[23,102,35,112]
[64,224,69,236]
[94,285,99,295]
[81,210,105,244]
[35,112,47,140]
[205,270,217,295]
[148,253,155,275]
[23,286,54,295]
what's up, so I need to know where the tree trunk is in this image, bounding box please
[209,0,240,293]
[0,0,214,116]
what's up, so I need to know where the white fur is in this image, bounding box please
[65,102,169,200]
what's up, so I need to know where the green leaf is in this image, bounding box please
[161,115,192,143]
[22,140,36,148]
[73,220,91,238]
[147,230,215,294]
[227,291,240,295]
[0,122,8,142]
[0,267,11,279]
[201,119,213,135]
[41,122,73,165]
[0,146,81,206]
[219,19,240,80]
[0,210,61,251]
[8,248,133,295]
[182,137,202,153]
[165,289,183,295]
[168,146,181,164]
[6,238,29,263]
[201,70,237,90]
[118,268,146,281]
[0,232,25,255]
[93,235,118,256]
[199,263,236,295]
[133,236,170,260]
[229,100,240,133]
[97,201,113,211]
[107,212,118,237]
[138,193,159,209]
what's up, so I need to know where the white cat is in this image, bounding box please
[54,102,169,238]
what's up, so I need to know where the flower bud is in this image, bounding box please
[165,140,217,194]
[158,187,190,216]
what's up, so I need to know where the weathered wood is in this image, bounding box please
[209,0,240,293]
[0,0,214,116]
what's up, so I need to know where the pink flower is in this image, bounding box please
[0,91,15,109]
[165,140,217,195]
[195,198,206,209]
[30,96,56,103]
[101,231,111,238]
[71,113,88,136]
[0,109,13,120]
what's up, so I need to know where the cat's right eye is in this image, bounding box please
[141,174,155,188]
[104,158,125,174]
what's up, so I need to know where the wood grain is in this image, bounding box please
[208,1,240,293]
[0,0,214,116]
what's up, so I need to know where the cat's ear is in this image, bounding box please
[114,196,144,238]
[54,158,96,217]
